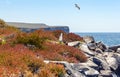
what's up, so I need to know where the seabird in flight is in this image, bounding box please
[75,4,80,10]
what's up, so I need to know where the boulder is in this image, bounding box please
[113,53,120,63]
[99,70,113,77]
[73,60,98,70]
[92,57,110,70]
[80,44,95,56]
[116,48,120,53]
[105,56,118,70]
[109,45,120,52]
[72,62,99,77]
[95,48,103,54]
[78,66,99,76]
[87,43,97,50]
[83,36,95,43]
[67,41,80,47]
[114,65,120,76]
[96,41,107,51]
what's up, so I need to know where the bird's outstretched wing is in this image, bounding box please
[75,4,80,10]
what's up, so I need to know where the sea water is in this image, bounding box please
[76,33,120,46]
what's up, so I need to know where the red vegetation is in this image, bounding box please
[0,44,44,76]
[52,30,83,42]
[34,29,57,40]
[0,19,87,76]
[38,63,65,77]
[37,42,87,63]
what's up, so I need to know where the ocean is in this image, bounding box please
[76,33,120,46]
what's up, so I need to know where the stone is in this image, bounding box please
[71,62,99,77]
[87,43,97,50]
[78,66,99,76]
[92,57,110,70]
[114,65,120,76]
[99,70,113,77]
[67,41,80,47]
[109,45,120,52]
[83,36,95,43]
[80,44,95,56]
[96,41,107,51]
[116,48,120,53]
[105,56,118,70]
[95,48,103,54]
[113,53,120,63]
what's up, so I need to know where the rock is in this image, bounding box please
[65,69,72,75]
[99,70,113,77]
[80,60,98,68]
[116,48,120,53]
[103,52,114,57]
[78,66,99,76]
[92,57,110,70]
[95,48,103,54]
[80,44,95,56]
[113,53,120,63]
[96,41,107,51]
[67,41,80,47]
[83,36,95,43]
[84,68,99,77]
[109,45,120,52]
[72,62,99,77]
[87,43,97,50]
[114,65,120,76]
[105,56,118,70]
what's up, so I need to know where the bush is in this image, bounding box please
[0,44,45,76]
[15,32,46,49]
[48,63,65,76]
[67,33,83,42]
[52,30,83,42]
[34,29,57,40]
[38,42,87,63]
[38,63,65,77]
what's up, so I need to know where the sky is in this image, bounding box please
[0,0,120,32]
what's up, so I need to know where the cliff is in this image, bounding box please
[7,22,69,33]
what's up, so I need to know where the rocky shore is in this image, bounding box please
[46,36,120,77]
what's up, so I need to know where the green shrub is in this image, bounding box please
[15,32,46,49]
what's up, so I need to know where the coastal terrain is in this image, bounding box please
[0,19,120,77]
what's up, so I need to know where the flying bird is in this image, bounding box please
[75,4,80,10]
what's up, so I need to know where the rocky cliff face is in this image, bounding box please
[7,22,69,33]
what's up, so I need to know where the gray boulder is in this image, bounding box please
[87,43,97,50]
[116,48,120,53]
[109,45,120,52]
[99,70,113,77]
[105,56,118,70]
[80,43,95,56]
[67,41,80,47]
[83,36,95,43]
[96,41,107,51]
[113,53,120,63]
[78,66,99,76]
[72,61,99,77]
[92,57,110,70]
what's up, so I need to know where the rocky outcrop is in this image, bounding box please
[7,22,69,33]
[65,36,120,77]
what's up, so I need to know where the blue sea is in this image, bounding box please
[76,33,120,46]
